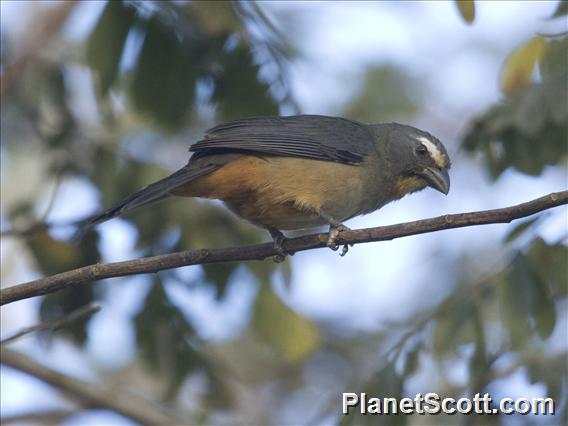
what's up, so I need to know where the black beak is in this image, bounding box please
[419,166,450,195]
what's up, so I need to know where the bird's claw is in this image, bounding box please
[272,240,288,263]
[268,228,291,263]
[327,223,350,256]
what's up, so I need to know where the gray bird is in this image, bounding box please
[85,115,451,254]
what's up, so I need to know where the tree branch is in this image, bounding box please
[1,410,78,425]
[1,191,566,306]
[0,348,183,425]
[1,303,101,345]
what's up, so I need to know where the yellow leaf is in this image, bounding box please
[500,36,546,96]
[455,0,475,24]
[252,286,320,363]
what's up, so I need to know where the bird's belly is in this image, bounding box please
[224,198,327,230]
[177,155,366,230]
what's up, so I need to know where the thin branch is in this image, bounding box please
[0,219,78,239]
[1,191,566,306]
[1,303,101,345]
[38,163,66,223]
[1,410,78,425]
[0,348,183,425]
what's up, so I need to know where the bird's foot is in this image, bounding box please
[267,228,290,263]
[327,223,351,256]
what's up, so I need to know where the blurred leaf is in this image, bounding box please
[34,229,101,344]
[213,44,278,120]
[87,1,137,94]
[344,66,418,123]
[28,232,82,275]
[174,200,263,250]
[455,0,475,24]
[503,215,542,243]
[468,309,489,390]
[529,267,556,340]
[130,16,199,131]
[252,285,320,363]
[202,263,238,299]
[500,251,558,345]
[500,254,533,348]
[538,38,568,88]
[432,298,477,356]
[134,277,206,399]
[39,67,75,148]
[551,0,568,18]
[526,352,566,403]
[527,238,567,297]
[463,37,567,179]
[191,1,240,35]
[7,201,35,231]
[500,37,546,96]
[341,362,404,426]
[402,342,421,377]
[91,145,120,207]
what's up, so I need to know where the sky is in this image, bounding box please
[1,0,566,423]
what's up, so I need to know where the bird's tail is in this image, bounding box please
[76,164,218,237]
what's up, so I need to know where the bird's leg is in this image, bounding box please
[318,212,351,256]
[266,227,290,262]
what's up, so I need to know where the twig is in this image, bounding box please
[1,303,101,345]
[1,410,77,425]
[0,219,78,239]
[0,348,183,425]
[1,191,566,306]
[38,164,66,223]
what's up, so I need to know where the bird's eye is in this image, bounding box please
[416,145,428,156]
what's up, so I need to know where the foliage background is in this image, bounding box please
[1,1,567,424]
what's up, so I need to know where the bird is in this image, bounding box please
[83,115,451,257]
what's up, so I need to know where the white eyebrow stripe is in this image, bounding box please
[416,136,445,168]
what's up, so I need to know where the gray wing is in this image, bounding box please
[189,115,375,165]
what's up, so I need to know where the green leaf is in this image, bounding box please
[340,362,404,426]
[130,17,199,131]
[432,298,477,356]
[530,268,557,340]
[213,44,278,121]
[503,216,542,243]
[501,251,558,344]
[343,66,419,123]
[462,38,567,180]
[454,0,475,24]
[134,277,205,399]
[500,254,533,349]
[252,285,320,363]
[202,263,238,299]
[86,1,137,94]
[35,229,101,344]
[527,238,568,297]
[539,38,568,86]
[402,342,422,377]
[551,0,568,18]
[468,310,488,386]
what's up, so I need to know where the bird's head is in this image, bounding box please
[373,123,451,197]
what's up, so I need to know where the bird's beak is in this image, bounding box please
[419,166,450,195]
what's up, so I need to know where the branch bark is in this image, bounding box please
[1,191,566,306]
[0,348,182,425]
